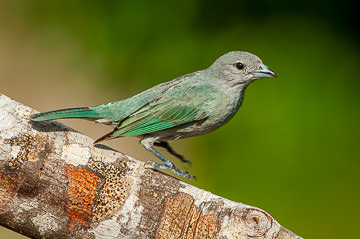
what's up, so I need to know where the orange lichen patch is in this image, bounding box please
[194,214,219,239]
[156,192,220,239]
[65,164,100,229]
[86,158,130,223]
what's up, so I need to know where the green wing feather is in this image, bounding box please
[110,85,214,138]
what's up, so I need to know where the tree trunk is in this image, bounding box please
[0,93,302,239]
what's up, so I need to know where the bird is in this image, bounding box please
[31,51,276,179]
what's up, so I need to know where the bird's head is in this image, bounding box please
[208,51,276,87]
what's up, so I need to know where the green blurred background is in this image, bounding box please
[1,0,359,238]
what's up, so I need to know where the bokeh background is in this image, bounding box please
[1,1,359,238]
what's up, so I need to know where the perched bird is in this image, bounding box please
[31,51,276,179]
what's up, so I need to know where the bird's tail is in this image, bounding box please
[31,107,101,121]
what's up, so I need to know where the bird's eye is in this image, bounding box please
[234,62,245,70]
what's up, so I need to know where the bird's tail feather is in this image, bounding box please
[31,107,100,121]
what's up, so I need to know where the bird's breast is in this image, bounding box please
[174,86,245,138]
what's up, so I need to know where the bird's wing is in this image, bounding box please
[108,84,215,138]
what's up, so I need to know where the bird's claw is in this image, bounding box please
[144,161,195,180]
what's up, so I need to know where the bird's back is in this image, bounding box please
[91,76,186,125]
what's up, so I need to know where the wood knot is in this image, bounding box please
[244,209,273,237]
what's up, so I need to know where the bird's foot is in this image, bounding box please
[145,160,168,169]
[145,161,195,180]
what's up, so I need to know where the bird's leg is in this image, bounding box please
[142,138,194,179]
[153,141,190,164]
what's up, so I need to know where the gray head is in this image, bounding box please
[208,51,276,86]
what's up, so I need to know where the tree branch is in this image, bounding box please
[0,93,302,239]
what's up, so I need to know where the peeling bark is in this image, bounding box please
[0,93,302,239]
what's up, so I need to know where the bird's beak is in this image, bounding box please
[252,64,277,78]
